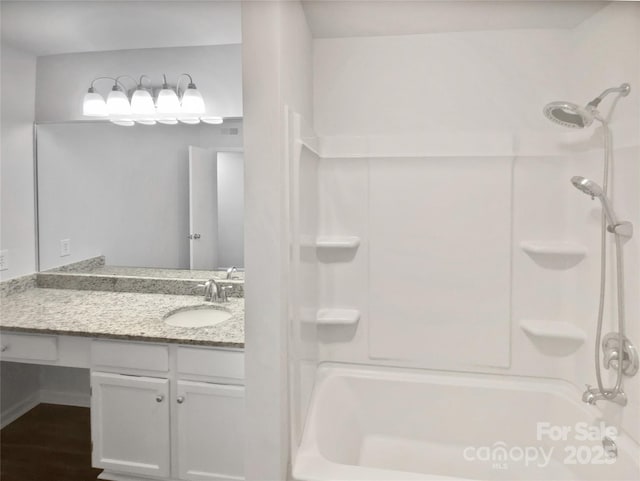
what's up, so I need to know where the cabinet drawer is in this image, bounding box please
[0,333,58,362]
[91,340,169,373]
[177,347,244,383]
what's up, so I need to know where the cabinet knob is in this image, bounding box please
[156,394,164,403]
[0,345,8,352]
[177,396,185,404]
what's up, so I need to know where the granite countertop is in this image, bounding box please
[0,288,244,348]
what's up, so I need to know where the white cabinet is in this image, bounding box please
[91,372,171,478]
[176,380,245,480]
[90,343,245,481]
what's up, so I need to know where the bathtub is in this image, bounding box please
[293,364,640,481]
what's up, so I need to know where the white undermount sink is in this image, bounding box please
[164,306,232,328]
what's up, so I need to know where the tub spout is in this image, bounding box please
[582,385,627,406]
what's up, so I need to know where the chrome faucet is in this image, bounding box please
[226,266,238,280]
[602,436,618,459]
[582,385,627,407]
[198,278,228,303]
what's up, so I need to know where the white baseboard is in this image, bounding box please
[0,391,40,429]
[39,389,90,407]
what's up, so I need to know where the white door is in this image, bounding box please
[189,146,218,270]
[176,380,245,480]
[91,372,171,478]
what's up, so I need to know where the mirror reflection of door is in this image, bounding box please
[189,148,244,270]
[189,146,218,270]
[216,151,244,269]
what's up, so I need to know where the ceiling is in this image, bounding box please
[0,1,242,56]
[302,1,609,39]
[0,1,610,56]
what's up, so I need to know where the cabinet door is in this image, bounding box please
[91,372,171,478]
[176,380,245,480]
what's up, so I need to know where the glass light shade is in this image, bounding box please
[156,88,180,114]
[157,117,178,125]
[83,91,108,117]
[130,89,155,115]
[201,116,223,125]
[178,117,201,125]
[181,88,206,115]
[106,90,131,115]
[110,119,135,127]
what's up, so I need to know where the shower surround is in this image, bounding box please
[240,1,640,479]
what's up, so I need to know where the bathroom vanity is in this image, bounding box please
[0,278,245,481]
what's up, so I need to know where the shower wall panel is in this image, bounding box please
[368,157,512,368]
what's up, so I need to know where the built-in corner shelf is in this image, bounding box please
[316,308,360,326]
[520,241,587,257]
[520,241,587,269]
[315,236,360,249]
[519,320,587,344]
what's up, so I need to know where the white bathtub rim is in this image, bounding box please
[293,362,640,481]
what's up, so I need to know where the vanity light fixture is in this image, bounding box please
[82,73,218,126]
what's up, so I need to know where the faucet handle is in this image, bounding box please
[219,286,231,302]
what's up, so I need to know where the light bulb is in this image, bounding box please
[106,88,131,115]
[181,85,205,115]
[130,89,155,115]
[110,119,135,127]
[83,89,108,117]
[135,119,157,125]
[156,88,180,114]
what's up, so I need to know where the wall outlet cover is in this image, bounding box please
[60,239,71,257]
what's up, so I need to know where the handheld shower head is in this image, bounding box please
[571,176,604,198]
[571,176,618,226]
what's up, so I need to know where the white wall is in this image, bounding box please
[0,43,37,280]
[36,121,243,270]
[241,1,313,479]
[36,44,242,122]
[314,28,569,137]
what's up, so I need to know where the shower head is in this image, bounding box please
[543,102,596,129]
[543,83,630,129]
[571,176,604,197]
[571,176,618,226]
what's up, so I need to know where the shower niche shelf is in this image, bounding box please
[519,320,586,344]
[315,308,360,326]
[315,236,360,249]
[520,241,587,269]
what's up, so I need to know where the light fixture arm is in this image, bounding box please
[88,76,122,93]
[177,73,197,96]
[587,83,631,108]
[137,75,152,89]
[113,75,138,93]
[162,73,171,89]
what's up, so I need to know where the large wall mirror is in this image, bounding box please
[36,120,244,272]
